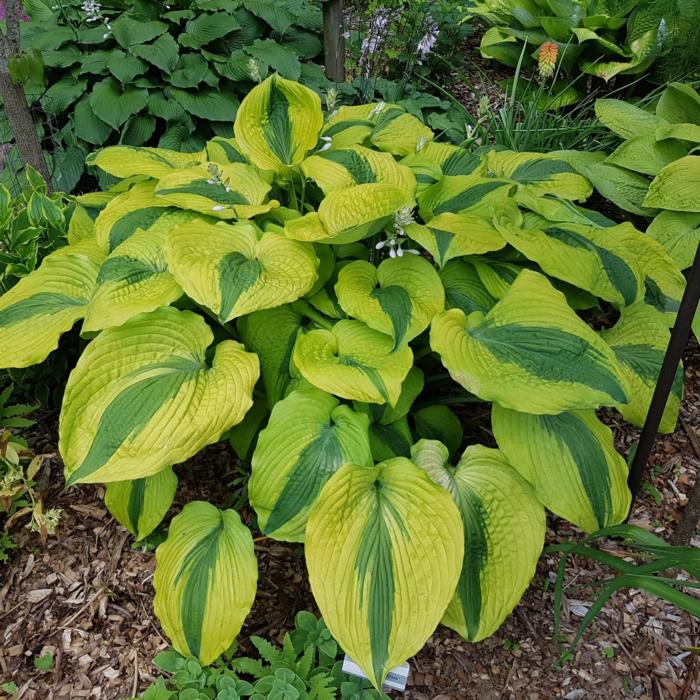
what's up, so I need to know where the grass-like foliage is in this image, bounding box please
[0,73,692,689]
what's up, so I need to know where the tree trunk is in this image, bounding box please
[0,72,51,185]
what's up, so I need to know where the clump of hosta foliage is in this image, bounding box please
[0,73,689,690]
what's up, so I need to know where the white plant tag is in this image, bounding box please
[342,654,410,692]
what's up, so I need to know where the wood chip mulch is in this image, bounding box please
[1,340,699,700]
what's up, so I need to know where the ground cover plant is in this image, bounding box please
[0,73,692,690]
[469,0,693,87]
[15,0,326,191]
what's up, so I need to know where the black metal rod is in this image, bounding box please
[321,0,345,83]
[628,241,700,502]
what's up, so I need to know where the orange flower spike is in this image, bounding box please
[538,41,559,78]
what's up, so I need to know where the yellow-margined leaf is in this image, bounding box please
[154,501,257,664]
[301,144,416,195]
[335,255,444,348]
[166,219,318,322]
[405,212,505,267]
[105,467,178,540]
[284,183,415,245]
[600,302,681,433]
[411,440,544,641]
[486,150,593,200]
[86,145,203,179]
[440,260,497,316]
[293,319,413,405]
[250,388,372,541]
[409,142,485,176]
[206,136,249,165]
[0,238,105,369]
[234,73,323,172]
[430,270,627,414]
[370,108,434,156]
[305,458,463,689]
[60,307,259,484]
[154,163,278,220]
[417,173,513,220]
[67,204,96,244]
[83,227,183,332]
[492,405,631,532]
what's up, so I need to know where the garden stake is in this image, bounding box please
[628,241,700,503]
[321,0,345,82]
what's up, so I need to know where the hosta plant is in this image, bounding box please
[0,74,689,689]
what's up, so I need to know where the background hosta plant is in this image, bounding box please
[0,73,689,689]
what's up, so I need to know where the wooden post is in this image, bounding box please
[321,0,345,83]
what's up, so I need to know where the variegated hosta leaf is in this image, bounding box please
[470,258,523,300]
[300,144,416,196]
[430,270,628,414]
[321,103,380,150]
[305,458,463,690]
[410,142,484,176]
[228,397,268,462]
[399,153,443,194]
[250,388,372,541]
[83,227,183,332]
[493,203,643,307]
[369,416,413,461]
[486,150,593,200]
[206,136,249,165]
[293,319,413,405]
[601,303,681,433]
[440,260,497,316]
[417,173,513,220]
[335,255,445,349]
[411,440,544,642]
[104,467,178,540]
[67,204,96,244]
[166,219,318,322]
[370,107,435,156]
[86,146,203,179]
[413,405,463,458]
[492,405,631,532]
[284,183,415,245]
[405,212,505,267]
[153,501,257,665]
[353,366,424,426]
[94,182,194,253]
[0,239,105,369]
[238,305,305,408]
[513,189,617,229]
[647,211,700,271]
[233,73,323,172]
[612,223,686,321]
[154,163,278,220]
[60,307,259,484]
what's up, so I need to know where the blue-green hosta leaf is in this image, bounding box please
[234,73,323,172]
[370,107,435,157]
[493,202,643,307]
[250,388,372,541]
[405,212,505,267]
[486,150,592,200]
[60,307,259,484]
[417,173,513,220]
[104,467,178,540]
[93,182,197,253]
[83,227,183,332]
[238,305,306,408]
[153,501,257,665]
[305,458,463,690]
[492,405,631,532]
[154,163,278,220]
[413,405,463,458]
[89,79,149,130]
[206,137,249,165]
[293,320,413,405]
[430,270,628,414]
[411,440,544,642]
[644,156,700,212]
[647,211,700,270]
[284,184,415,245]
[440,260,497,316]
[600,302,681,433]
[166,219,318,322]
[369,416,413,461]
[0,239,105,369]
[87,146,202,180]
[300,144,416,196]
[335,255,444,349]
